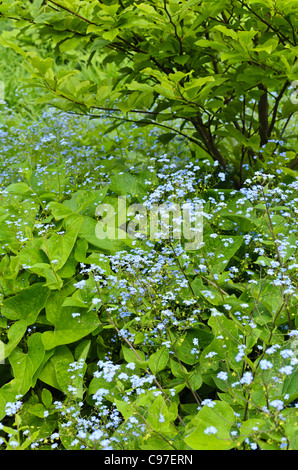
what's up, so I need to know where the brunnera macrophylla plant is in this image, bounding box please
[0,107,297,450]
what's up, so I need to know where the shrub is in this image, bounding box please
[0,0,298,184]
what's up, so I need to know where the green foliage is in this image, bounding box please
[0,0,297,182]
[0,1,297,452]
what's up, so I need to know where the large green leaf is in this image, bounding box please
[184,401,235,450]
[109,173,147,198]
[0,379,24,420]
[38,345,73,392]
[202,235,243,274]
[79,216,133,254]
[42,214,83,270]
[1,319,27,359]
[148,347,169,375]
[146,395,177,436]
[173,328,212,365]
[27,332,46,386]
[28,263,63,290]
[41,291,99,350]
[63,188,108,216]
[18,238,49,267]
[8,348,34,395]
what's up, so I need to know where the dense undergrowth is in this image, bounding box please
[0,49,298,450]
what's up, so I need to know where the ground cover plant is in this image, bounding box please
[0,0,297,452]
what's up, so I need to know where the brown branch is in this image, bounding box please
[258,83,269,147]
[191,114,226,167]
[47,0,97,25]
[163,0,183,56]
[240,1,294,46]
[268,81,290,138]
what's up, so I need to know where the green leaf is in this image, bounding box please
[43,214,83,270]
[79,216,132,254]
[184,76,215,91]
[63,189,107,214]
[48,201,74,220]
[122,346,147,369]
[41,388,53,409]
[75,339,91,362]
[203,235,243,274]
[9,348,34,395]
[184,401,235,450]
[188,366,203,391]
[170,359,190,380]
[254,38,278,54]
[282,369,298,402]
[27,52,54,76]
[19,238,49,267]
[213,25,239,40]
[27,333,46,386]
[0,379,24,420]
[38,345,73,392]
[149,347,169,375]
[88,376,114,399]
[238,30,258,45]
[109,172,146,197]
[238,418,267,443]
[59,36,83,53]
[173,328,212,365]
[5,183,31,195]
[30,0,44,15]
[135,3,158,15]
[2,319,27,359]
[114,398,134,420]
[56,255,77,279]
[102,29,120,42]
[140,435,173,451]
[146,395,176,436]
[74,238,88,262]
[28,263,63,290]
[43,288,98,346]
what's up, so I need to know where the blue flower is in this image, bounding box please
[217,371,228,381]
[204,426,217,435]
[259,359,273,370]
